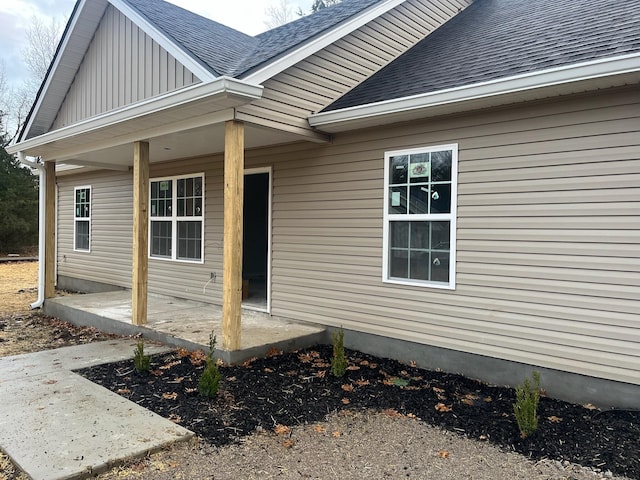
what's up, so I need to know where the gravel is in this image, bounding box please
[97,410,624,480]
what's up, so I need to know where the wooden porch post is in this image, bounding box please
[222,120,244,350]
[132,141,149,326]
[44,161,56,298]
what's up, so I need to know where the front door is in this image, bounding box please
[242,168,271,312]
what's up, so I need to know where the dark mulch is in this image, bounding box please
[77,345,640,479]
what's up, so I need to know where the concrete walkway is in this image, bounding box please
[0,340,193,480]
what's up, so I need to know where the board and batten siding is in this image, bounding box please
[52,5,199,130]
[57,170,133,288]
[260,86,639,386]
[237,0,472,135]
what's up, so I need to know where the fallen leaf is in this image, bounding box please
[168,377,184,384]
[433,387,445,394]
[312,361,330,368]
[359,360,370,366]
[341,384,354,392]
[437,450,450,459]
[332,431,342,437]
[547,415,563,423]
[242,357,258,367]
[282,439,294,448]
[264,367,273,373]
[43,379,57,385]
[168,414,182,423]
[162,392,178,400]
[285,370,297,376]
[313,425,326,434]
[185,388,197,393]
[382,408,402,418]
[314,370,326,378]
[298,353,313,363]
[176,348,190,358]
[309,351,320,358]
[266,347,281,357]
[159,360,180,370]
[368,363,378,369]
[116,388,131,394]
[406,413,417,419]
[409,360,417,368]
[435,403,452,413]
[583,403,598,410]
[150,369,163,376]
[274,424,291,435]
[354,379,370,386]
[346,365,360,371]
[341,398,350,405]
[484,396,493,403]
[479,435,488,440]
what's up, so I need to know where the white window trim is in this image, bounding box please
[149,172,205,264]
[382,143,458,289]
[73,185,91,253]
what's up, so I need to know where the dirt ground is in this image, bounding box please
[0,262,632,480]
[0,261,39,315]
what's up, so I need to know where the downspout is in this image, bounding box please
[17,152,46,309]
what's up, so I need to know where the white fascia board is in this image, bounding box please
[243,0,406,84]
[309,52,640,129]
[7,77,263,155]
[110,0,216,82]
[19,0,103,143]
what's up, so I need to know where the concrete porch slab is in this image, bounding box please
[44,291,327,364]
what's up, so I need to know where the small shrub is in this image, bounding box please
[133,340,150,373]
[331,327,347,378]
[198,333,222,397]
[513,371,541,439]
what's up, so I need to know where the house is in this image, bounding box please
[7,0,640,408]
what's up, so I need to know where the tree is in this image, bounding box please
[0,133,39,252]
[311,0,342,12]
[265,0,296,28]
[0,16,63,143]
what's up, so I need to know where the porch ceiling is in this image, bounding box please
[9,78,306,172]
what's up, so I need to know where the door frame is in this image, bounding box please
[244,166,272,313]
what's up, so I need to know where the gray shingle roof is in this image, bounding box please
[123,0,382,78]
[324,0,640,111]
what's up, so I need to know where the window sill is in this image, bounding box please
[383,277,455,290]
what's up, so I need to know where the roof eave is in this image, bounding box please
[7,77,263,157]
[309,52,640,133]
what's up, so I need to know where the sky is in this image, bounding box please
[0,0,312,87]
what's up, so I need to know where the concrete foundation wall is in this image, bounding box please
[329,326,640,410]
[57,275,126,294]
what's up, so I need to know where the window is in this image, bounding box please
[74,186,91,251]
[383,144,458,289]
[150,173,204,262]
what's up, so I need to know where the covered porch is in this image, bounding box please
[44,291,327,364]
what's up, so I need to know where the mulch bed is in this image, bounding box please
[77,344,640,479]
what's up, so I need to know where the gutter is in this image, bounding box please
[309,52,640,130]
[17,152,45,309]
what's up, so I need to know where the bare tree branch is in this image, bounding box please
[265,0,295,28]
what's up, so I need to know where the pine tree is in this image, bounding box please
[0,135,39,252]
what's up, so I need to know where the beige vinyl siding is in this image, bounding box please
[52,5,199,130]
[146,157,224,303]
[57,170,133,288]
[263,87,639,385]
[237,0,472,135]
[55,87,639,385]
